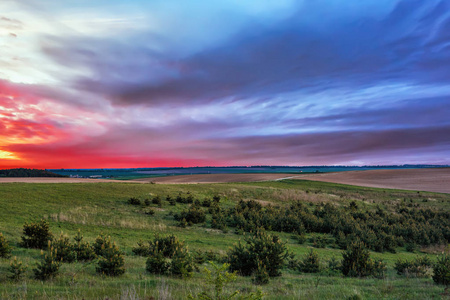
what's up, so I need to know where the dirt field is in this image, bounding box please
[297,168,450,194]
[1,168,448,194]
[140,168,450,193]
[135,173,298,184]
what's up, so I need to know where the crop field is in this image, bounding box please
[0,178,449,299]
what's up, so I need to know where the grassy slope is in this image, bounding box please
[0,180,449,299]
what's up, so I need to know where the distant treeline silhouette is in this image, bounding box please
[0,168,67,177]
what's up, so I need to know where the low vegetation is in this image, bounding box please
[0,179,449,299]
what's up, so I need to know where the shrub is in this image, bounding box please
[152,195,162,207]
[433,253,450,286]
[342,240,385,278]
[34,241,61,280]
[96,242,125,276]
[132,239,151,256]
[145,208,156,216]
[211,212,227,231]
[150,234,184,258]
[146,249,169,275]
[294,232,306,245]
[8,257,27,281]
[174,204,206,225]
[93,233,112,256]
[394,256,432,277]
[193,249,221,265]
[167,195,176,206]
[170,247,195,278]
[127,197,141,205]
[201,199,212,207]
[188,262,263,300]
[299,249,321,273]
[0,232,12,258]
[53,233,76,263]
[21,219,53,249]
[72,230,96,261]
[311,235,327,248]
[405,242,418,253]
[371,258,387,279]
[326,256,342,274]
[228,231,288,278]
[253,261,270,285]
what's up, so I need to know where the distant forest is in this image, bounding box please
[0,168,67,177]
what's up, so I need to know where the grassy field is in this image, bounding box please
[0,179,449,299]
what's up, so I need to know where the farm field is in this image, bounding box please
[0,177,449,299]
[297,168,450,194]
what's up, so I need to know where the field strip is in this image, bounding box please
[296,168,450,194]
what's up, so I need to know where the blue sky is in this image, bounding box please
[0,0,449,168]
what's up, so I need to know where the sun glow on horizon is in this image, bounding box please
[0,150,19,160]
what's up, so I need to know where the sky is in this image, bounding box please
[1,0,450,169]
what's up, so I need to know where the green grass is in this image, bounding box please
[0,180,449,299]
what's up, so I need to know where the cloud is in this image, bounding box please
[1,0,450,168]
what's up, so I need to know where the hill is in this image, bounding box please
[0,168,67,177]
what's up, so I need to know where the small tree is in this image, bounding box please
[188,262,263,300]
[21,219,53,249]
[299,249,321,273]
[96,242,125,276]
[8,257,27,281]
[433,253,450,286]
[170,247,195,278]
[93,233,112,256]
[34,241,61,280]
[0,232,12,258]
[72,230,96,261]
[342,240,385,278]
[146,249,169,275]
[53,233,76,263]
[228,231,288,278]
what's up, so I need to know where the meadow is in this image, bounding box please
[0,179,449,299]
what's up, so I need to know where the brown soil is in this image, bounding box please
[297,168,450,194]
[135,173,299,184]
[1,168,448,194]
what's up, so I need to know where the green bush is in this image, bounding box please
[167,195,176,206]
[174,204,206,225]
[188,262,263,300]
[21,219,53,249]
[72,230,96,261]
[146,249,169,275]
[93,233,112,256]
[96,242,125,276]
[53,233,76,263]
[228,231,287,278]
[299,249,321,273]
[342,240,385,278]
[253,261,270,285]
[311,236,327,248]
[326,256,342,274]
[433,253,450,286]
[34,241,61,280]
[151,234,185,258]
[144,208,156,215]
[8,257,27,281]
[394,256,432,277]
[170,247,195,278]
[132,239,151,256]
[0,232,12,258]
[152,195,162,207]
[127,197,141,205]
